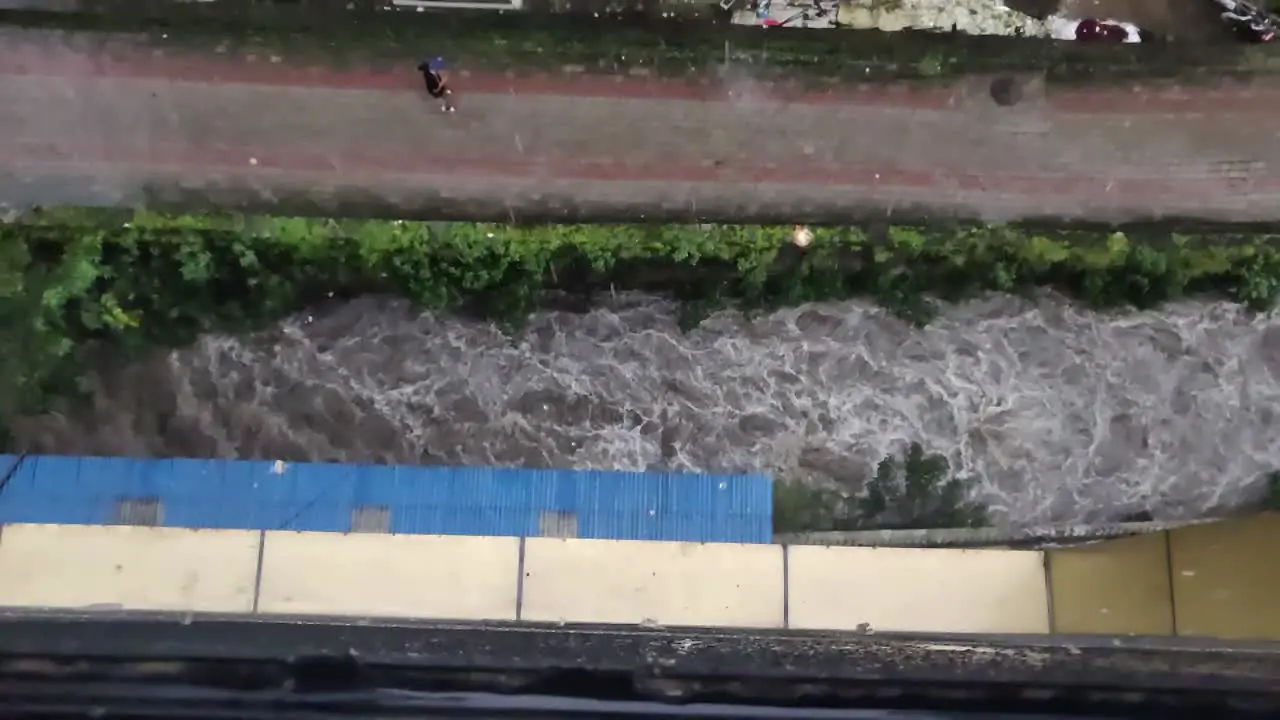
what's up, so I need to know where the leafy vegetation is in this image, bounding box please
[858,443,990,529]
[3,1,1277,85]
[7,210,1280,441]
[772,443,989,533]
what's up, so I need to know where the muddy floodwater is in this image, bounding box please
[10,292,1278,527]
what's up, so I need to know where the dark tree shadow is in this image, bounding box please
[1003,0,1061,21]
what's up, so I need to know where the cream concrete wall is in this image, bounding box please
[257,532,520,620]
[521,538,785,628]
[0,524,1078,635]
[0,523,259,612]
[787,545,1050,633]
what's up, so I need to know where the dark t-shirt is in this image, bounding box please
[417,62,446,97]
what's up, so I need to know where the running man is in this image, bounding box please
[417,57,456,113]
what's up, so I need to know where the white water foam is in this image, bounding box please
[11,291,1280,525]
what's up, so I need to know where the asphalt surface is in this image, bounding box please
[3,28,1280,222]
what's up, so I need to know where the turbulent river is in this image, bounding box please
[10,291,1280,526]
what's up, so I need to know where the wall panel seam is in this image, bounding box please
[781,544,790,629]
[1042,551,1056,633]
[252,530,267,613]
[515,535,527,621]
[1163,530,1178,636]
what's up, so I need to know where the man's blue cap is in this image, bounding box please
[427,56,446,70]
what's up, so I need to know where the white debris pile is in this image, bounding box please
[834,0,1052,36]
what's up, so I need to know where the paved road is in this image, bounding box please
[2,28,1280,222]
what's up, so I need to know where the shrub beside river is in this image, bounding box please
[6,210,1280,436]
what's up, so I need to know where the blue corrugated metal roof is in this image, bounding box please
[0,455,773,543]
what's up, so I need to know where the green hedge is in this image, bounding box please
[3,3,1277,85]
[5,210,1280,431]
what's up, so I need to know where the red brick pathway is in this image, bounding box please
[2,28,1279,222]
